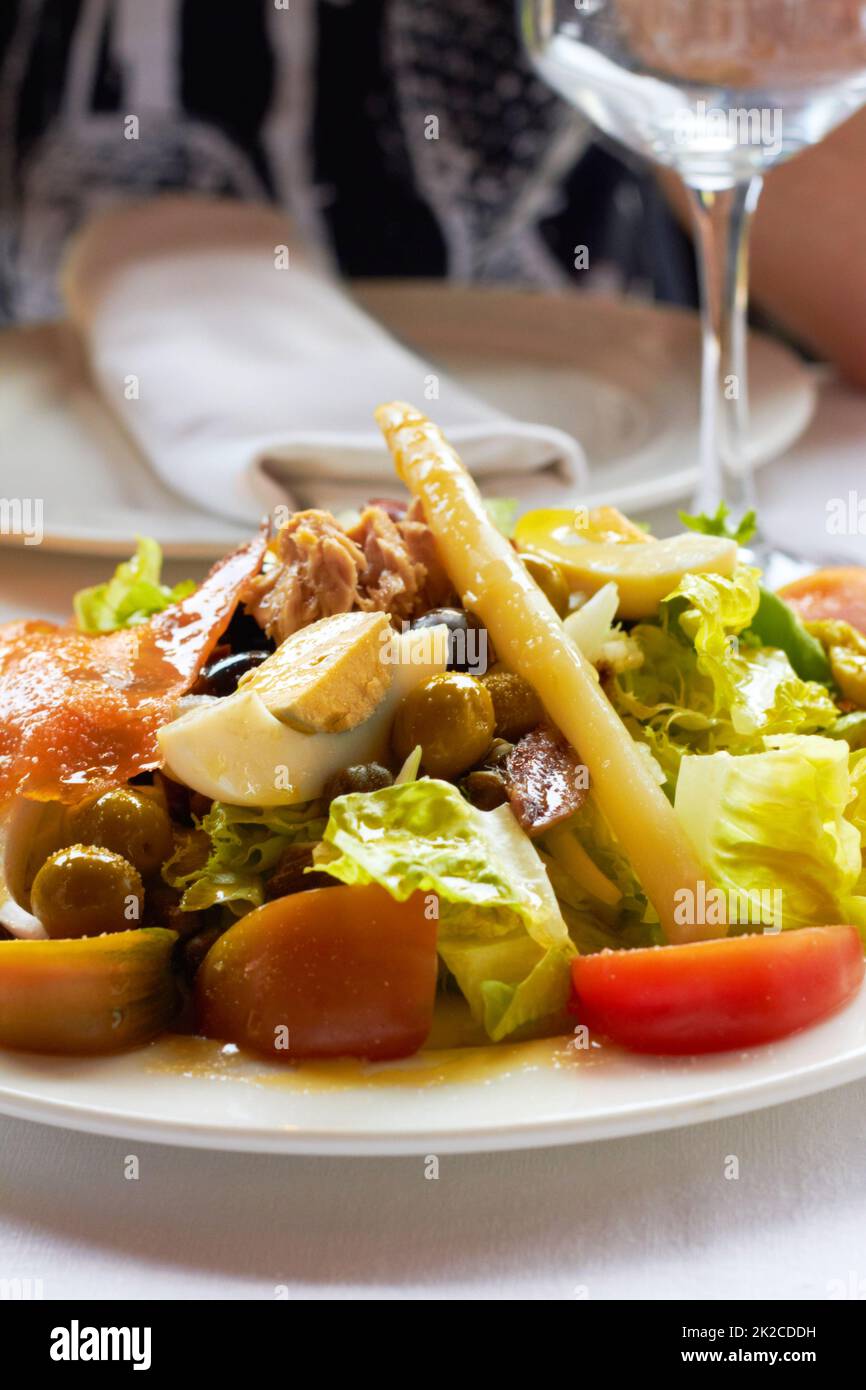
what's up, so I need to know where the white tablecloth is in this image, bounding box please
[2,380,865,1302]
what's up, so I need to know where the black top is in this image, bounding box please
[0,0,696,323]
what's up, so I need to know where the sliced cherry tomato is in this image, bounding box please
[196,883,438,1061]
[779,567,866,637]
[570,926,864,1055]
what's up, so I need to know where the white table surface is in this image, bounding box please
[1,378,865,1302]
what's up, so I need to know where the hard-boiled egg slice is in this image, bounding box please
[157,624,448,805]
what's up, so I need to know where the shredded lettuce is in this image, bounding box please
[806,618,866,706]
[74,537,195,633]
[163,800,326,915]
[313,779,575,1039]
[539,797,659,952]
[548,798,644,910]
[611,567,839,788]
[666,567,836,736]
[675,734,866,938]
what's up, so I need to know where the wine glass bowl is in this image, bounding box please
[521,0,866,554]
[524,0,866,189]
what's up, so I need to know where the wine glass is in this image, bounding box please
[520,0,866,578]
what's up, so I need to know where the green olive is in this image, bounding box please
[392,673,494,779]
[521,553,570,618]
[480,670,543,741]
[69,788,174,877]
[31,845,144,939]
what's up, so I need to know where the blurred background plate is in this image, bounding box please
[0,288,816,557]
[358,283,817,512]
[0,323,245,558]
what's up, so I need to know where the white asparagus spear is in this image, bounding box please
[376,401,711,944]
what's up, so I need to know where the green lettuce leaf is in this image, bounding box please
[74,537,195,633]
[674,734,866,938]
[479,948,574,1041]
[315,780,568,943]
[314,779,575,1039]
[163,800,325,915]
[747,587,832,684]
[848,749,866,894]
[678,501,757,545]
[827,710,866,751]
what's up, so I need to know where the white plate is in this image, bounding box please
[0,290,815,557]
[0,988,863,1155]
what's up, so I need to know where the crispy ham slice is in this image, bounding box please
[0,534,266,806]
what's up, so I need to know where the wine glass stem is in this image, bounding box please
[687,176,764,518]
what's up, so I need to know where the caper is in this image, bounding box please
[521,554,570,618]
[69,788,173,878]
[264,843,337,899]
[322,763,394,801]
[462,768,508,811]
[143,881,201,939]
[31,845,144,939]
[410,607,490,674]
[198,649,272,697]
[480,670,543,741]
[392,672,495,779]
[180,922,230,982]
[486,737,515,769]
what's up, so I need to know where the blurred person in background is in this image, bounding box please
[2,0,866,382]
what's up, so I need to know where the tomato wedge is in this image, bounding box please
[570,927,864,1055]
[196,883,438,1061]
[779,567,866,637]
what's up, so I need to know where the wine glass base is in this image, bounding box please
[741,541,833,590]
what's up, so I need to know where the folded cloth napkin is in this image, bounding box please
[62,196,586,525]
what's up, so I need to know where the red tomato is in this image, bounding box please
[196,883,438,1061]
[570,926,864,1055]
[779,567,866,636]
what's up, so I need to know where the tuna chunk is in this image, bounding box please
[245,500,454,643]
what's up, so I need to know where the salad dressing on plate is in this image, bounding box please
[146,999,609,1093]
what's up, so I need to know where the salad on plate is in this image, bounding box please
[1,401,864,1066]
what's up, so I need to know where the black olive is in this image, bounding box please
[180,922,229,982]
[410,607,490,674]
[264,844,337,900]
[198,650,272,697]
[223,607,276,655]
